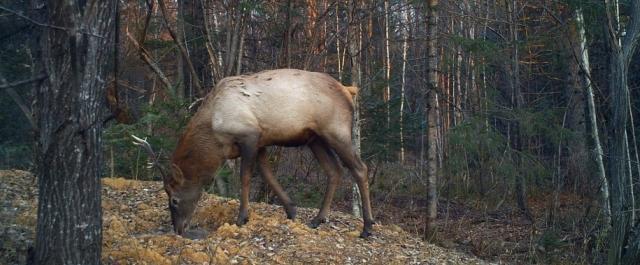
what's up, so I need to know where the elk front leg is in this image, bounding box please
[237,138,258,226]
[257,148,297,219]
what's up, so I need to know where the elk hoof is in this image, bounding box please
[359,229,371,238]
[360,220,374,238]
[285,205,297,220]
[308,217,326,229]
[236,212,249,226]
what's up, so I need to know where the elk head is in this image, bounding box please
[131,135,201,235]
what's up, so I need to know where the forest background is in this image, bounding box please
[1,0,640,264]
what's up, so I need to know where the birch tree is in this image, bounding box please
[572,7,611,230]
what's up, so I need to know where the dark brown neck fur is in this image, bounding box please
[171,120,223,186]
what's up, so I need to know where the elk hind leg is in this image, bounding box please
[308,139,342,228]
[324,133,375,238]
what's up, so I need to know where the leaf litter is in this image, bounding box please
[1,170,492,264]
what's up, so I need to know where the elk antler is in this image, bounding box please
[131,134,168,180]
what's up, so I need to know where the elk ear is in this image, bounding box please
[170,163,185,185]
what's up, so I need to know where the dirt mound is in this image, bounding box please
[1,170,490,264]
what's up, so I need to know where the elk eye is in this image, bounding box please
[170,198,179,206]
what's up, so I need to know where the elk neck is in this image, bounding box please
[171,121,224,186]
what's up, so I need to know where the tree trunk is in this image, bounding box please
[607,47,632,265]
[176,0,186,99]
[285,0,293,68]
[30,0,115,264]
[179,0,209,98]
[573,7,611,228]
[604,0,640,263]
[384,0,391,135]
[157,0,203,96]
[424,0,439,239]
[348,0,363,218]
[565,10,588,189]
[508,0,532,221]
[399,2,409,164]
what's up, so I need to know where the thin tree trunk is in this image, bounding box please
[236,24,246,75]
[336,2,342,82]
[201,0,222,84]
[508,0,532,221]
[624,132,636,222]
[400,2,409,164]
[348,0,362,218]
[627,95,640,224]
[285,0,293,68]
[424,0,439,239]
[176,0,186,99]
[180,0,208,98]
[157,0,203,96]
[30,1,115,263]
[384,0,390,131]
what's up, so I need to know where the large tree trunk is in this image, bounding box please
[424,0,439,239]
[30,0,115,264]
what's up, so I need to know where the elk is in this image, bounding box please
[133,69,374,238]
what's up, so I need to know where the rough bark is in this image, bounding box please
[30,0,116,264]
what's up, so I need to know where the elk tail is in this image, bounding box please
[343,86,359,96]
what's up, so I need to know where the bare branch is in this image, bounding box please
[0,74,46,90]
[125,26,174,94]
[0,73,42,129]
